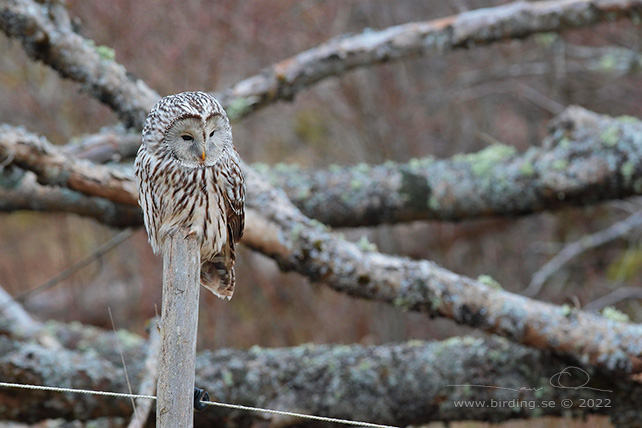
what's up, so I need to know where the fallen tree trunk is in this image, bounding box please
[262,107,642,226]
[3,107,642,227]
[0,322,640,427]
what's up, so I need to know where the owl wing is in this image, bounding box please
[220,148,245,244]
[134,146,163,254]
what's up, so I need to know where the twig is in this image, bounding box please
[515,82,565,115]
[127,318,161,428]
[524,211,642,297]
[3,229,134,308]
[109,307,138,422]
[584,286,642,312]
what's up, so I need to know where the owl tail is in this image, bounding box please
[200,257,235,300]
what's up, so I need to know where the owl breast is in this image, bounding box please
[136,148,227,260]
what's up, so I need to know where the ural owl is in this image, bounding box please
[134,91,245,300]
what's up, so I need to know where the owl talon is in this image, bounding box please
[194,386,210,411]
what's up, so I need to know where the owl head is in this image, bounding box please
[142,91,232,168]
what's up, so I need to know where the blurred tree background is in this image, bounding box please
[1,1,642,426]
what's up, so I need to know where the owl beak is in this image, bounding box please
[201,148,206,162]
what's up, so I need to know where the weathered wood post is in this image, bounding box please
[156,230,201,428]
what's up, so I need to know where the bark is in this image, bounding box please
[262,107,642,226]
[157,231,201,428]
[0,125,138,205]
[1,117,642,375]
[1,323,641,427]
[0,0,159,128]
[65,131,142,164]
[0,168,141,228]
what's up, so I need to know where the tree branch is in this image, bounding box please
[0,168,141,228]
[0,0,159,128]
[3,0,641,127]
[525,210,642,297]
[5,106,642,227]
[585,286,642,312]
[217,0,642,120]
[0,125,137,205]
[263,107,642,226]
[65,130,142,163]
[0,283,62,350]
[1,325,640,427]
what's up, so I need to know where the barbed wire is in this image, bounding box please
[0,381,399,428]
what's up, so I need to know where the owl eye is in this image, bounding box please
[209,130,216,138]
[181,135,194,141]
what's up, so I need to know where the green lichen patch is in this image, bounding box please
[519,162,535,177]
[251,162,270,174]
[226,97,253,121]
[557,137,571,150]
[428,196,440,210]
[87,39,116,61]
[477,274,502,290]
[454,144,517,177]
[393,294,414,311]
[552,159,568,171]
[273,162,301,173]
[356,235,377,252]
[617,115,640,124]
[601,306,630,323]
[407,156,435,171]
[598,54,617,71]
[350,178,363,191]
[535,32,558,47]
[600,126,620,147]
[621,161,636,185]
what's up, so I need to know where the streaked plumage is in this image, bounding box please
[134,91,245,299]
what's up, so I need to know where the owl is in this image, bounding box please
[134,91,245,300]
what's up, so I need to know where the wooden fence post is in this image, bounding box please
[156,230,201,428]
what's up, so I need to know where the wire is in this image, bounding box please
[0,381,399,428]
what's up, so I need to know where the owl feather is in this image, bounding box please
[134,91,246,300]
